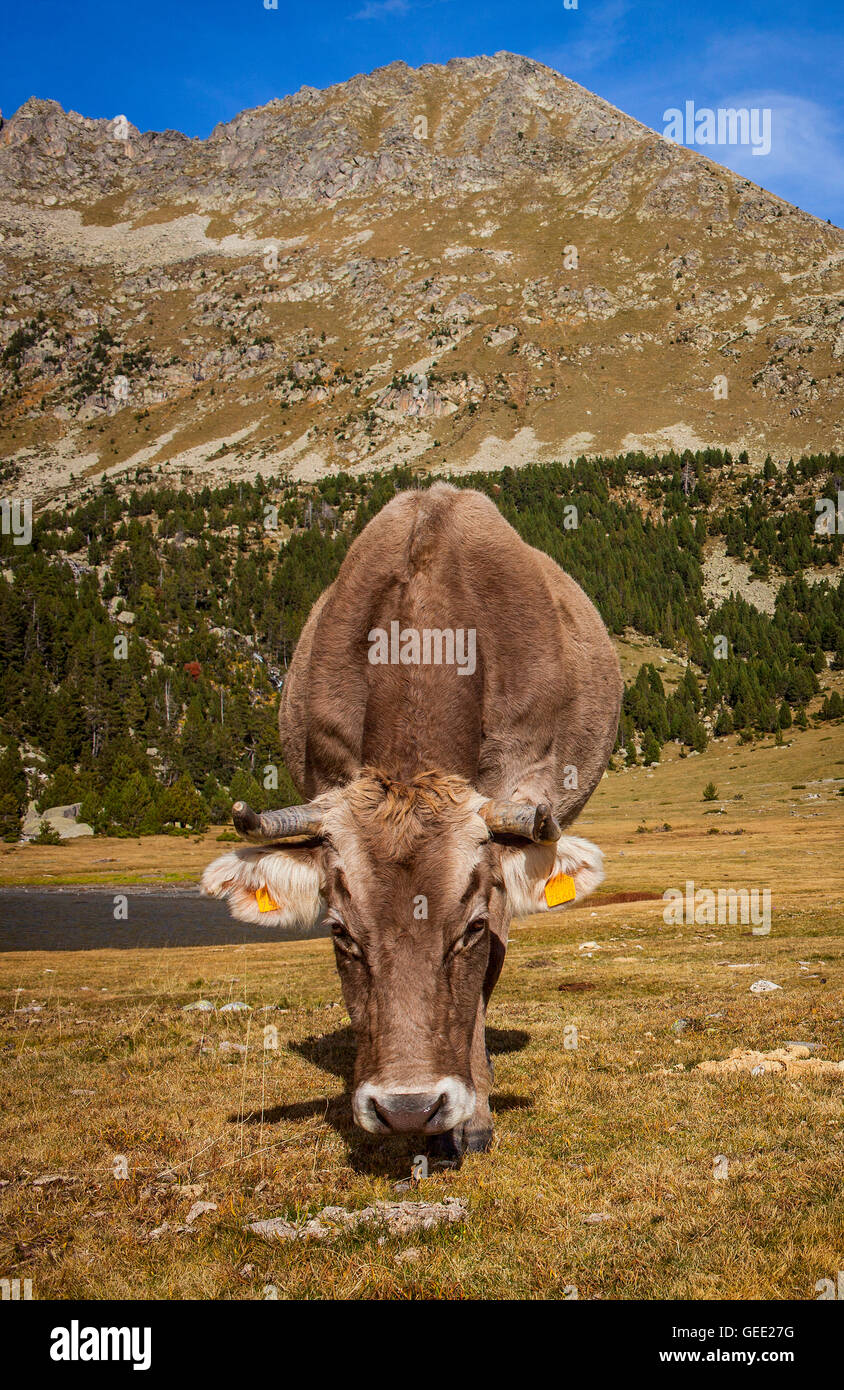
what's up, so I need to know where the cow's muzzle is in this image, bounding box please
[353,1079,475,1135]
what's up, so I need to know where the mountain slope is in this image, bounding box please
[1,52,842,501]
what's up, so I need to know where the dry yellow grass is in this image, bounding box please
[1,725,842,1299]
[0,832,213,887]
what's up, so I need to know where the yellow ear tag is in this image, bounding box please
[544,872,577,908]
[255,885,280,913]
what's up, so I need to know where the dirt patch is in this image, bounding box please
[620,422,722,455]
[591,891,663,906]
[454,426,575,473]
[702,540,779,615]
[0,199,268,274]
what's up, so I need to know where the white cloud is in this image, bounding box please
[532,0,633,76]
[700,92,844,223]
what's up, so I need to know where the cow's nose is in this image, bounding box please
[353,1078,475,1134]
[370,1090,447,1133]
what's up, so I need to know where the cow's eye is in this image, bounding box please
[453,916,488,955]
[329,921,362,959]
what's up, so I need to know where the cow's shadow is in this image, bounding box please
[230,1025,533,1175]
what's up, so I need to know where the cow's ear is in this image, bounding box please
[499,835,604,918]
[200,845,325,930]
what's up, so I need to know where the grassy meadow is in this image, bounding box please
[1,723,843,1300]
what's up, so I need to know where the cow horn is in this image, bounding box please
[480,800,562,844]
[231,800,324,843]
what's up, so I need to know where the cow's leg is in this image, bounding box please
[461,923,508,1149]
[428,1002,494,1163]
[429,929,507,1164]
[463,998,495,1151]
[428,1131,462,1164]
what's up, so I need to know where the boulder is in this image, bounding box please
[22,802,94,840]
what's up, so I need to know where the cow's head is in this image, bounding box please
[201,770,603,1136]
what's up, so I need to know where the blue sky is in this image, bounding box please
[3,0,843,225]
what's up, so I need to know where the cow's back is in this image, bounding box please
[279,484,621,823]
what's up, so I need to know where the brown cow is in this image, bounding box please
[201,484,622,1159]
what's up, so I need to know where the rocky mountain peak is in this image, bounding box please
[0,53,841,502]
